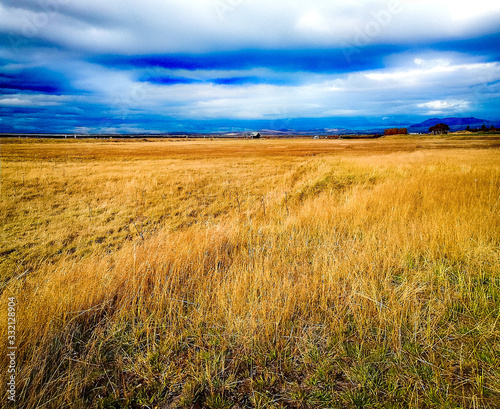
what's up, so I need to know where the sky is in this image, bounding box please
[1,0,500,133]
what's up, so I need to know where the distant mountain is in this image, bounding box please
[413,117,488,127]
[408,117,500,133]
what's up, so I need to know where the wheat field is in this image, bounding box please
[1,136,499,408]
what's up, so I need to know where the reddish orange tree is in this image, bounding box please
[384,128,408,135]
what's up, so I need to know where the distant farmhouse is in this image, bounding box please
[247,132,261,139]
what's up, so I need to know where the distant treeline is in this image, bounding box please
[384,128,408,135]
[466,125,498,132]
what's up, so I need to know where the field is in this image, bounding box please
[1,136,499,408]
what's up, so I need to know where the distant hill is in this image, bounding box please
[408,117,500,133]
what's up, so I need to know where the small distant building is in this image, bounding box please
[248,132,261,139]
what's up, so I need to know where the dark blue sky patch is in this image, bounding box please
[211,76,270,85]
[139,75,200,85]
[433,33,500,60]
[139,75,277,86]
[0,82,60,94]
[93,47,401,74]
[0,107,44,116]
[0,68,72,94]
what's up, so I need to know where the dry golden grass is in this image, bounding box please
[1,137,499,408]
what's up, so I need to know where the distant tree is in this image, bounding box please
[428,123,450,135]
[481,124,487,132]
[466,125,470,131]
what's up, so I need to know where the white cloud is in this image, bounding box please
[449,1,500,21]
[417,99,470,112]
[1,0,499,53]
[364,60,500,90]
[21,50,491,120]
[0,94,72,107]
[296,11,331,37]
[2,0,500,127]
[0,97,31,106]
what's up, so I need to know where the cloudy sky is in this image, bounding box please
[1,0,500,133]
